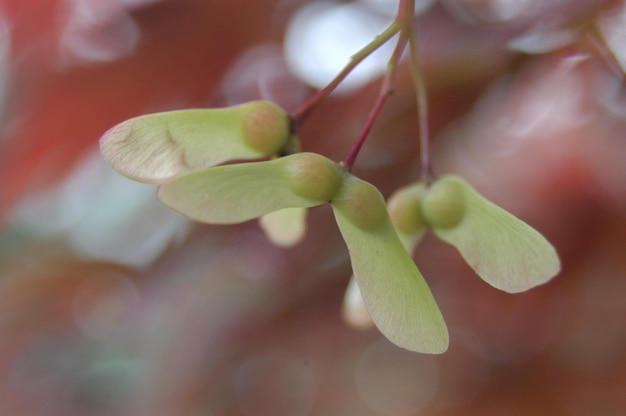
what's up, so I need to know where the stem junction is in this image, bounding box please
[292,0,432,178]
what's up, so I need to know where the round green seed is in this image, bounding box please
[421,176,466,229]
[286,153,343,202]
[241,101,290,155]
[333,178,387,231]
[387,184,426,234]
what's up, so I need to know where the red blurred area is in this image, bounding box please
[0,0,286,216]
[0,0,625,415]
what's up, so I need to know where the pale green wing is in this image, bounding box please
[342,183,427,331]
[332,175,448,354]
[99,101,293,183]
[259,207,308,248]
[427,175,561,293]
[341,226,425,332]
[157,156,327,224]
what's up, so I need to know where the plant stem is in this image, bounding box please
[396,0,415,26]
[341,0,422,171]
[341,35,408,170]
[406,17,433,185]
[586,26,625,85]
[291,22,400,129]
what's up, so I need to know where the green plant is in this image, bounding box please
[99,0,560,353]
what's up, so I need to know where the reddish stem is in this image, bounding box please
[341,0,416,171]
[407,28,433,185]
[341,35,408,170]
[586,27,625,85]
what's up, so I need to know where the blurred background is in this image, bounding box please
[1,0,625,414]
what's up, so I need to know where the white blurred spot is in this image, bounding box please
[72,271,140,340]
[235,352,316,416]
[442,0,530,24]
[489,0,530,21]
[284,1,397,93]
[221,44,309,110]
[508,24,578,54]
[56,0,161,67]
[341,276,374,329]
[490,56,594,155]
[355,339,438,415]
[10,148,190,267]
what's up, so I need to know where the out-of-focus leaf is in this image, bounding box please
[99,101,294,183]
[424,175,561,293]
[332,175,448,354]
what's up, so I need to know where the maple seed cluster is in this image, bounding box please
[100,99,560,354]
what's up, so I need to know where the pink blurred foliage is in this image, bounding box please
[0,0,625,415]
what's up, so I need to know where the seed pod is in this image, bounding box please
[425,174,561,293]
[331,175,387,231]
[387,182,426,234]
[421,176,466,229]
[157,154,332,224]
[100,100,292,183]
[286,152,344,202]
[331,174,449,354]
[241,101,292,155]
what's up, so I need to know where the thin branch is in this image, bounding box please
[395,0,415,26]
[586,25,625,85]
[341,34,408,170]
[406,23,433,185]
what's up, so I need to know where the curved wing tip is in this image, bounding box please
[480,261,561,293]
[496,277,559,294]
[400,339,449,354]
[100,121,132,147]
